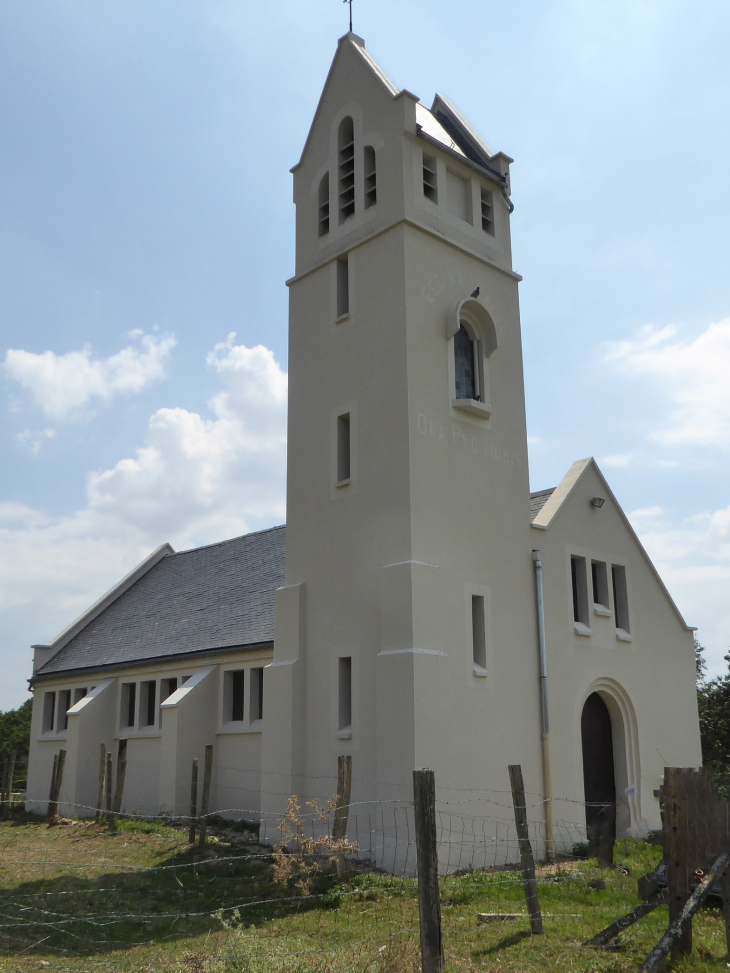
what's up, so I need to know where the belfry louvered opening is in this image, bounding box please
[480,188,494,235]
[423,153,437,203]
[364,146,377,208]
[318,172,330,237]
[338,117,355,223]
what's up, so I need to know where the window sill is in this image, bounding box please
[616,629,633,643]
[574,622,592,637]
[335,478,351,489]
[452,398,491,419]
[472,665,488,678]
[336,728,352,740]
[593,605,612,617]
[335,313,349,324]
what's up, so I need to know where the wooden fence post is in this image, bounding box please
[663,767,692,956]
[48,749,66,825]
[111,739,127,822]
[95,743,106,821]
[47,754,58,822]
[105,751,113,826]
[198,745,213,847]
[333,755,352,878]
[508,764,543,935]
[413,768,444,973]
[188,758,199,844]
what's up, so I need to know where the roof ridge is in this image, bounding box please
[530,487,555,497]
[172,524,286,558]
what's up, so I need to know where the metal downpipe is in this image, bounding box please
[532,549,554,857]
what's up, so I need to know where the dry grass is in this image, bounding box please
[0,820,727,972]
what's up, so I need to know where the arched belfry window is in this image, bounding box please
[454,325,477,400]
[338,117,355,223]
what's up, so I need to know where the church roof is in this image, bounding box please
[530,488,555,521]
[34,526,285,679]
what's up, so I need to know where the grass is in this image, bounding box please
[0,821,728,972]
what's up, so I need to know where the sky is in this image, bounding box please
[1,0,729,711]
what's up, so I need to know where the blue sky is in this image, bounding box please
[1,0,729,709]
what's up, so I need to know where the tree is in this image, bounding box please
[696,644,730,798]
[0,699,32,789]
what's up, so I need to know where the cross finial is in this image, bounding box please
[343,0,353,33]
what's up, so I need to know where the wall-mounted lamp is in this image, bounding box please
[590,497,605,508]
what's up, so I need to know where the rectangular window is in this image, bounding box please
[338,117,355,223]
[73,687,87,705]
[161,677,178,702]
[471,595,487,671]
[364,146,377,208]
[121,682,137,729]
[591,560,609,610]
[59,689,72,731]
[446,170,470,222]
[338,657,352,731]
[571,556,589,627]
[337,413,351,483]
[318,172,330,237]
[225,670,245,722]
[141,680,156,727]
[250,667,264,723]
[42,691,56,733]
[423,154,437,202]
[612,565,631,633]
[480,188,494,234]
[336,255,349,317]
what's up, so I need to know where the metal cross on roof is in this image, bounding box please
[343,0,353,33]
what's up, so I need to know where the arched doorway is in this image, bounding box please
[581,692,616,849]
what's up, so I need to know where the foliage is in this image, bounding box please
[695,636,707,684]
[272,795,358,894]
[0,699,32,787]
[697,647,730,798]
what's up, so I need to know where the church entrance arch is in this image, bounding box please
[581,692,616,843]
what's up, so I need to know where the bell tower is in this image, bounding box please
[261,33,543,827]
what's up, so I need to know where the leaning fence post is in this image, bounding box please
[48,749,66,825]
[508,764,543,935]
[198,745,213,847]
[413,768,444,973]
[111,739,127,822]
[47,754,58,823]
[105,751,113,826]
[95,743,106,821]
[663,767,692,956]
[188,758,199,844]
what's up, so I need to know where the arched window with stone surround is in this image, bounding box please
[448,298,498,419]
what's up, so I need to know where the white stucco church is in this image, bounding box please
[26,33,702,855]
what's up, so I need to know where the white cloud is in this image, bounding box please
[629,503,730,677]
[604,319,730,448]
[0,336,287,708]
[15,428,56,456]
[3,331,177,420]
[601,452,632,467]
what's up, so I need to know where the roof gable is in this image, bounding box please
[35,526,285,677]
[531,457,692,631]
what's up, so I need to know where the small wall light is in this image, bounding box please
[590,497,605,508]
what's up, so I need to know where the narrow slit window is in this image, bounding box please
[612,565,631,633]
[423,154,437,202]
[471,596,486,671]
[161,677,178,702]
[250,667,264,723]
[454,325,477,400]
[73,687,87,705]
[336,255,349,317]
[571,556,589,627]
[337,413,351,483]
[42,692,56,733]
[364,146,377,208]
[338,657,352,731]
[591,561,609,610]
[59,689,72,731]
[228,670,245,722]
[480,188,494,234]
[141,680,156,727]
[121,683,137,729]
[338,117,355,223]
[318,172,330,237]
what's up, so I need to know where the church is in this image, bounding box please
[25,33,702,858]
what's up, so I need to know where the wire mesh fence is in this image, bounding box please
[0,776,700,973]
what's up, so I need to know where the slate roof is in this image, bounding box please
[530,489,555,521]
[36,526,285,677]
